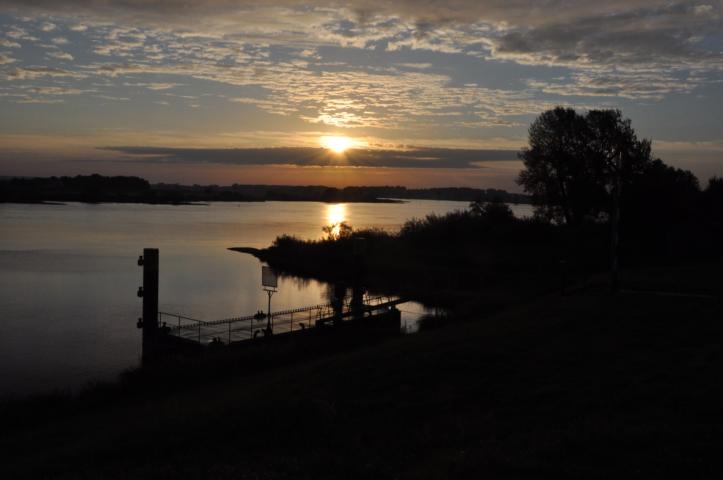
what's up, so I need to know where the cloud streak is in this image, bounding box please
[100,145,518,169]
[0,0,721,186]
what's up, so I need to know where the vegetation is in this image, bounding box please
[249,206,607,311]
[4,107,722,478]
[241,108,721,312]
[2,265,722,478]
[520,108,654,224]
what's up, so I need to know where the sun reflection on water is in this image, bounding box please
[326,204,347,237]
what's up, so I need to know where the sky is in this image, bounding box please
[0,1,722,191]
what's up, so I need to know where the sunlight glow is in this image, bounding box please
[326,203,347,237]
[321,135,354,154]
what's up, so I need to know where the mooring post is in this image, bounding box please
[137,248,159,360]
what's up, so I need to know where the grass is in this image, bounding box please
[2,262,722,478]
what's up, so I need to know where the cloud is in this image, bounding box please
[5,26,38,42]
[0,2,716,104]
[0,85,94,104]
[123,82,183,90]
[0,0,721,142]
[99,145,519,168]
[15,97,65,104]
[26,86,90,95]
[0,53,16,65]
[5,66,87,80]
[488,3,723,69]
[694,4,714,15]
[46,50,75,61]
[0,38,22,48]
[395,63,433,70]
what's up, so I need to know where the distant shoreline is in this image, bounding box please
[0,198,402,206]
[0,174,531,205]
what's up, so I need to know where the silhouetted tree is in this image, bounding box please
[323,222,353,241]
[518,107,654,225]
[620,159,701,259]
[704,176,723,222]
[469,199,514,224]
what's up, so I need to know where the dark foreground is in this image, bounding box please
[2,264,722,479]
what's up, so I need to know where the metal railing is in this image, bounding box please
[158,294,403,345]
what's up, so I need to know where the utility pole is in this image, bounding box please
[610,151,622,293]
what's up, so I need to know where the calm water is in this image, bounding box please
[0,200,532,396]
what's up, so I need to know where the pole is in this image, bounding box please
[140,248,159,336]
[611,151,622,293]
[138,248,159,362]
[266,289,273,334]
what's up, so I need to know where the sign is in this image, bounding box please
[262,266,278,289]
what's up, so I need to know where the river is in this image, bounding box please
[0,200,532,395]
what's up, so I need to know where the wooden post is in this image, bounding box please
[138,248,159,361]
[140,248,159,334]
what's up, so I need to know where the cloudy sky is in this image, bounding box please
[0,1,721,190]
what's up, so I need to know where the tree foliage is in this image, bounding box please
[322,222,353,241]
[469,199,514,224]
[518,107,654,225]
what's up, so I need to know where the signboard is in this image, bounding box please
[262,266,278,289]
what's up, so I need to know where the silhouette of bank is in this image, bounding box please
[247,108,721,311]
[3,108,723,479]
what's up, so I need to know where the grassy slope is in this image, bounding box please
[2,265,723,479]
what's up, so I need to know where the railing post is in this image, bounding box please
[228,322,231,344]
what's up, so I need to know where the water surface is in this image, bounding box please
[0,200,532,395]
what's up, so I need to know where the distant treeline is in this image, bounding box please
[316,186,529,203]
[0,175,159,204]
[0,174,530,204]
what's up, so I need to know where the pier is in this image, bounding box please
[137,248,405,358]
[159,294,406,346]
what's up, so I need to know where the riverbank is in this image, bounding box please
[2,262,721,478]
[231,209,609,310]
[1,175,530,205]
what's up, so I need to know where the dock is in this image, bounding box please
[158,295,406,346]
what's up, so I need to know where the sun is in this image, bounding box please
[321,135,354,154]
